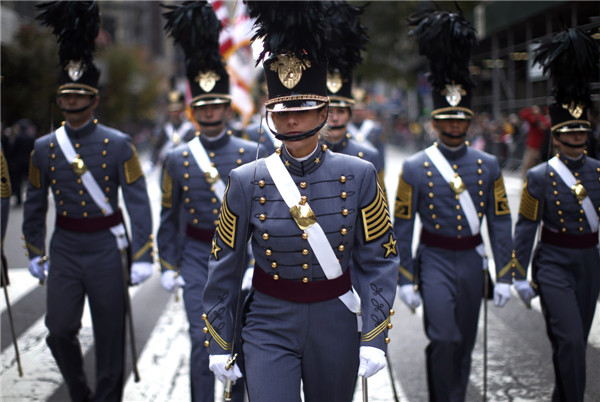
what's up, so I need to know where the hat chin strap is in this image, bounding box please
[58,95,97,114]
[269,109,329,142]
[197,119,223,127]
[553,132,588,149]
[328,123,346,130]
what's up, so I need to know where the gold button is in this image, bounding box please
[385,337,390,344]
[78,189,83,195]
[456,205,461,210]
[426,171,433,177]
[387,323,393,329]
[300,196,307,205]
[105,176,109,181]
[429,204,434,210]
[183,151,189,157]
[452,164,458,170]
[237,159,242,165]
[579,227,584,232]
[424,162,430,168]
[457,215,462,221]
[193,219,198,224]
[580,209,584,214]
[183,186,189,191]
[50,142,55,148]
[338,245,345,251]
[102,150,107,156]
[190,208,195,214]
[552,181,557,186]
[479,191,484,196]
[55,189,60,195]
[302,232,308,240]
[101,208,106,214]
[478,212,483,218]
[478,180,483,185]
[389,309,395,316]
[203,327,208,334]
[260,213,266,221]
[209,152,215,158]
[51,154,56,159]
[322,144,328,151]
[183,173,189,179]
[185,198,190,203]
[562,227,566,232]
[560,218,565,223]
[341,192,347,199]
[340,176,346,183]
[358,151,364,158]
[579,218,583,223]
[62,211,67,216]
[184,161,190,167]
[300,181,307,189]
[259,180,265,188]
[266,249,272,256]
[302,249,309,255]
[212,197,217,203]
[428,182,434,188]
[458,225,463,230]
[51,166,55,171]
[478,159,482,165]
[556,200,561,206]
[271,262,277,268]
[204,340,210,347]
[102,163,107,169]
[480,202,485,207]
[302,263,309,270]
[302,277,309,283]
[83,212,88,217]
[341,228,347,235]
[273,274,279,281]
[342,208,349,216]
[558,210,563,215]
[260,197,266,204]
[81,201,86,206]
[105,187,110,192]
[550,171,555,177]
[214,220,219,226]
[435,224,440,229]
[211,162,215,167]
[239,148,245,154]
[429,192,434,198]
[263,233,269,240]
[432,214,437,219]
[213,209,219,214]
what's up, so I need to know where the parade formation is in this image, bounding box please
[1,1,599,402]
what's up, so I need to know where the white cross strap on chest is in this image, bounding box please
[55,126,128,250]
[348,119,375,143]
[188,137,227,202]
[264,153,362,327]
[425,145,487,266]
[549,156,599,232]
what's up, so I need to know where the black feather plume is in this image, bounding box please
[162,1,226,79]
[408,9,477,91]
[246,1,328,66]
[36,1,100,68]
[534,28,599,108]
[323,1,368,78]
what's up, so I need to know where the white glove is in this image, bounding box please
[161,270,185,292]
[130,262,153,285]
[493,282,511,308]
[28,256,48,281]
[357,346,386,378]
[514,280,536,307]
[209,354,243,385]
[397,284,421,311]
[241,268,254,291]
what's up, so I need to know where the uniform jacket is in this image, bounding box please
[243,118,279,157]
[158,130,261,271]
[22,120,153,263]
[202,143,399,355]
[394,142,514,285]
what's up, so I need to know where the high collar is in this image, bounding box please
[323,133,350,153]
[557,152,586,170]
[435,141,468,161]
[64,119,97,139]
[280,142,327,176]
[199,130,230,150]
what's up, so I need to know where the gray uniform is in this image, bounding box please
[514,153,600,402]
[157,130,260,402]
[394,142,514,402]
[348,118,385,171]
[22,119,153,402]
[243,118,278,157]
[203,143,398,402]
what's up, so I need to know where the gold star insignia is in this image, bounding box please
[211,238,221,260]
[315,157,320,164]
[285,160,290,167]
[382,234,397,258]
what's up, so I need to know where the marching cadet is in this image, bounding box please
[394,10,515,402]
[157,3,259,402]
[513,28,600,402]
[23,2,154,401]
[202,2,398,401]
[347,88,386,172]
[323,1,385,192]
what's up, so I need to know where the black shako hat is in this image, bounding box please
[323,1,368,108]
[534,28,599,134]
[247,1,329,113]
[37,1,101,97]
[163,1,231,107]
[409,9,478,120]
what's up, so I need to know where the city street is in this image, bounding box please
[1,144,599,401]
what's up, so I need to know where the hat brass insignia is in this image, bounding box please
[562,102,584,119]
[442,84,466,107]
[327,72,343,94]
[571,183,587,201]
[450,174,466,194]
[290,203,317,230]
[66,60,85,82]
[71,157,88,176]
[204,167,221,184]
[197,71,219,93]
[271,54,310,89]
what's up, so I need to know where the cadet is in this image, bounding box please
[202,2,398,401]
[23,3,154,401]
[158,3,259,402]
[323,2,384,190]
[347,89,386,172]
[394,10,514,402]
[513,28,600,402]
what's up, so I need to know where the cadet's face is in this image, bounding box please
[434,118,470,147]
[271,108,327,157]
[554,131,588,158]
[57,93,97,128]
[193,103,229,137]
[327,107,351,140]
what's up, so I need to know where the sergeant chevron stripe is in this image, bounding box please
[362,181,391,242]
[518,179,539,221]
[215,181,237,249]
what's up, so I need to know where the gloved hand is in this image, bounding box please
[130,262,153,285]
[28,256,48,281]
[209,354,243,385]
[357,346,386,378]
[161,270,185,292]
[514,280,536,307]
[241,268,254,291]
[493,282,511,307]
[397,284,421,311]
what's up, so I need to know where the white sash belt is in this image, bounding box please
[425,145,487,267]
[264,153,362,327]
[55,126,128,250]
[549,156,599,232]
[188,137,227,202]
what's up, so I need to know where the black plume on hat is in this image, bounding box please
[162,1,230,106]
[37,1,100,95]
